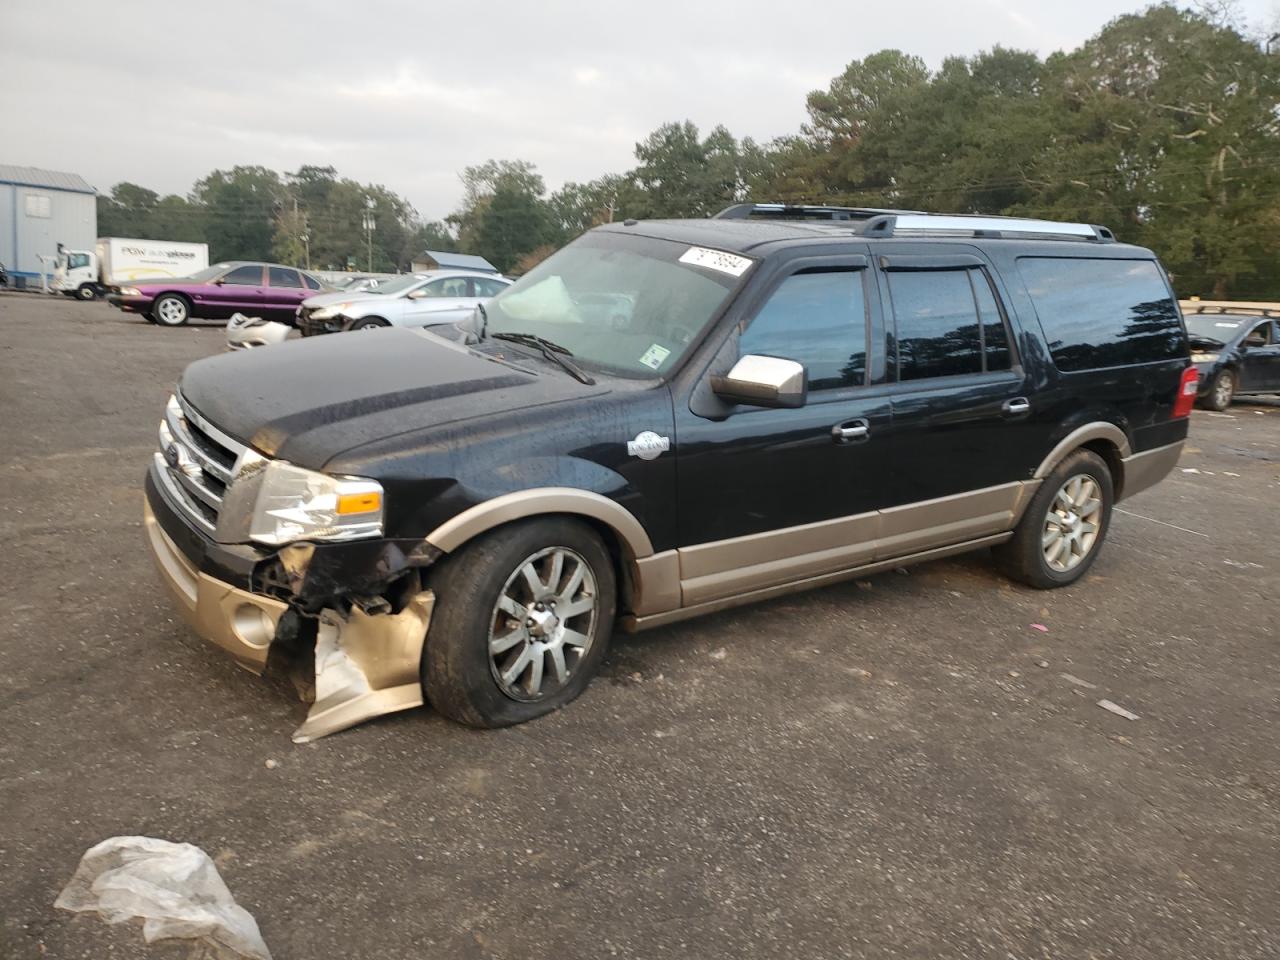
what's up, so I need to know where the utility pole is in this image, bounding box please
[1267,32,1279,54]
[301,233,310,270]
[362,199,376,272]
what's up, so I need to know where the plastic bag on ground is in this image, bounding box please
[55,836,272,960]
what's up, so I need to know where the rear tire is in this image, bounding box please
[423,517,616,728]
[152,294,190,327]
[1200,368,1235,411]
[995,449,1113,589]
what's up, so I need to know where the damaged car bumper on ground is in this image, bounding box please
[143,451,437,743]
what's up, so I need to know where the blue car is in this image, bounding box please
[1183,301,1280,410]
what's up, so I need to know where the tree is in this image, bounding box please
[628,121,743,218]
[191,166,284,261]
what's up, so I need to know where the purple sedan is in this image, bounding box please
[107,261,331,327]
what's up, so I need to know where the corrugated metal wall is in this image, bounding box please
[1,183,97,276]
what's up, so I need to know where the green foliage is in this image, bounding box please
[745,5,1279,298]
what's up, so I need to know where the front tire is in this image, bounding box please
[995,449,1113,589]
[152,294,190,327]
[348,317,389,331]
[423,517,616,728]
[77,283,98,301]
[1201,368,1235,411]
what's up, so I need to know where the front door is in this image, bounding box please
[201,264,266,318]
[675,253,890,605]
[403,276,475,328]
[1238,320,1280,393]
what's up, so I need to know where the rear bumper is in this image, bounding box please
[1119,439,1184,501]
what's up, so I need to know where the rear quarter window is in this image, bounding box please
[1016,258,1186,371]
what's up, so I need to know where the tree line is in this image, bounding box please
[100,5,1279,296]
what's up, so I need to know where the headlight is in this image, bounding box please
[119,286,142,296]
[248,460,383,546]
[1191,352,1219,363]
[310,303,350,320]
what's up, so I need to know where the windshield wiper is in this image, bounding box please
[491,332,596,385]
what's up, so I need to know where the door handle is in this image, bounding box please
[1003,397,1031,416]
[832,419,870,442]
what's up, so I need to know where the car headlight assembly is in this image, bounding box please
[310,303,350,320]
[248,460,383,546]
[119,286,142,296]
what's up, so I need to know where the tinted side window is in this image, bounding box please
[1017,258,1185,371]
[221,265,263,285]
[268,267,303,288]
[302,273,322,291]
[888,270,983,380]
[740,269,867,391]
[418,279,448,298]
[972,272,1011,372]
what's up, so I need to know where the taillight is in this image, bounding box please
[1172,365,1198,418]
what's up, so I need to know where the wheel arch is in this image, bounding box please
[1033,422,1130,499]
[424,489,661,617]
[426,488,654,560]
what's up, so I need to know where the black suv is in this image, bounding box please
[143,205,1195,741]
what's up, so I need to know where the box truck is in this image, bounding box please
[54,238,210,300]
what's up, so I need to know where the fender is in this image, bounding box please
[425,487,655,559]
[1033,421,1130,480]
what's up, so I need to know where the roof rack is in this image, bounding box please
[1180,299,1280,318]
[860,213,1115,243]
[714,202,922,222]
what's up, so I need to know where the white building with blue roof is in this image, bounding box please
[0,164,97,286]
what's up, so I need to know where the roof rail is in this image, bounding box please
[1179,299,1280,318]
[860,213,1115,243]
[714,202,922,222]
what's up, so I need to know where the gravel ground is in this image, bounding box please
[2,292,1277,960]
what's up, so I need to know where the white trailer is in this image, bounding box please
[53,237,209,300]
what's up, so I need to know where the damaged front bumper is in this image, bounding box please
[143,465,437,742]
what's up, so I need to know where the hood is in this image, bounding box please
[179,328,606,469]
[301,289,392,310]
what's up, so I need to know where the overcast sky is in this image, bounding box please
[3,1,1277,221]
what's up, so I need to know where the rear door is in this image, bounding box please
[875,248,1043,526]
[266,266,310,319]
[1238,320,1280,392]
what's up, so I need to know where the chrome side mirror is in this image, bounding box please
[711,354,807,409]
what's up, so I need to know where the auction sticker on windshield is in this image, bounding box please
[679,247,753,277]
[639,343,671,370]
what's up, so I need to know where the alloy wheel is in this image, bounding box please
[156,298,187,324]
[487,546,599,701]
[1042,475,1103,573]
[1214,371,1234,408]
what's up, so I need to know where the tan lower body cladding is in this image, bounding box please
[626,439,1185,629]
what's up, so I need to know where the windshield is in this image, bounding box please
[481,231,749,378]
[1184,315,1245,346]
[368,274,426,297]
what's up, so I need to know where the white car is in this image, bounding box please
[296,270,510,335]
